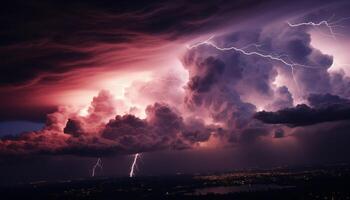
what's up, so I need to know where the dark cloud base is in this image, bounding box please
[255,94,350,126]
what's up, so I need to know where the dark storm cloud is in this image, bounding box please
[0,0,309,123]
[1,0,348,158]
[0,0,271,87]
[255,93,350,126]
[0,0,338,124]
[182,14,335,138]
[0,0,336,86]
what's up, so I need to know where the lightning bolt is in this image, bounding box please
[287,15,350,40]
[129,153,140,178]
[91,157,103,177]
[287,16,350,70]
[187,35,324,91]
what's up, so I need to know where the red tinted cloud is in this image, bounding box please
[0,91,212,156]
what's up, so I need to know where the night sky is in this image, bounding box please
[1,0,350,183]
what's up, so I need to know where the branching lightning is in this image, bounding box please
[287,16,350,70]
[91,157,103,177]
[129,153,140,178]
[187,35,324,91]
[287,16,350,40]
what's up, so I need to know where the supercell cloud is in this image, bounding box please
[1,0,350,170]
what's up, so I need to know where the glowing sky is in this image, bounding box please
[1,0,350,182]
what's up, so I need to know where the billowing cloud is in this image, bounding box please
[0,0,335,123]
[180,19,336,142]
[0,91,214,156]
[1,0,350,168]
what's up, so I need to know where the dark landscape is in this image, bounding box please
[2,164,350,200]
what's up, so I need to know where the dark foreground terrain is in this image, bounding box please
[1,164,350,200]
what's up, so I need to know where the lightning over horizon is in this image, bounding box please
[91,157,103,177]
[129,153,140,178]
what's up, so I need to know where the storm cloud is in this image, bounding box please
[1,0,350,168]
[0,0,335,122]
[255,93,350,126]
[0,91,213,156]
